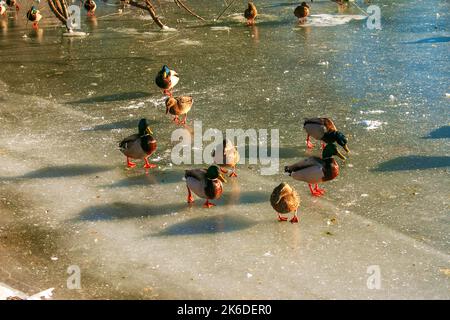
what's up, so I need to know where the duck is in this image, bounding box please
[294,2,310,23]
[285,143,346,197]
[185,165,226,208]
[244,2,257,26]
[270,182,300,223]
[6,0,19,11]
[303,117,350,153]
[26,6,42,30]
[155,65,179,97]
[165,95,193,124]
[119,118,157,169]
[84,0,96,16]
[212,139,240,177]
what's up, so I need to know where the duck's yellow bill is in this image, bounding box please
[343,144,350,153]
[336,150,346,160]
[218,173,227,183]
[146,127,153,135]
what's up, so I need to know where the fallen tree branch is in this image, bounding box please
[174,0,205,21]
[48,0,67,25]
[127,0,167,29]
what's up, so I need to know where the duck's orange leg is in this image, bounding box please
[180,114,187,125]
[187,186,194,203]
[126,157,136,168]
[172,115,180,124]
[203,200,216,208]
[32,22,39,30]
[229,166,238,177]
[290,210,299,223]
[309,183,324,197]
[277,213,288,222]
[143,157,157,169]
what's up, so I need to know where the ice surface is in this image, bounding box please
[0,0,449,300]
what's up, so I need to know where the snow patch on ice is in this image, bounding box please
[359,120,386,130]
[210,26,231,31]
[298,14,366,27]
[359,110,385,115]
[178,39,202,46]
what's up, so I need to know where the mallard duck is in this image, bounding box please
[165,96,193,124]
[185,165,226,208]
[285,143,346,197]
[6,0,19,11]
[244,2,257,26]
[119,118,157,169]
[294,2,310,23]
[212,139,240,177]
[26,6,42,30]
[0,3,6,15]
[155,65,179,97]
[270,182,300,223]
[84,0,96,16]
[303,117,350,153]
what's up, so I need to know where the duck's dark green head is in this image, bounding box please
[322,143,346,160]
[334,131,350,153]
[138,118,153,136]
[206,165,227,183]
[161,65,170,78]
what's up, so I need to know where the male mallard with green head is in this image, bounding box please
[294,2,310,23]
[155,65,179,97]
[185,165,226,208]
[119,118,157,169]
[165,95,193,124]
[84,0,97,16]
[212,139,240,178]
[285,143,346,197]
[303,117,350,153]
[6,0,19,11]
[26,6,42,30]
[270,182,300,223]
[244,2,257,26]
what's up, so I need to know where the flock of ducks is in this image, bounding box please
[0,0,96,30]
[119,62,350,222]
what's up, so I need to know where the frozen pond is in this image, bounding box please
[0,0,449,299]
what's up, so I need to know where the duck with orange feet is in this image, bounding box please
[285,143,346,197]
[270,182,300,223]
[119,118,157,169]
[84,0,96,16]
[155,65,179,97]
[165,95,193,124]
[26,6,42,30]
[212,139,240,178]
[185,165,226,208]
[303,117,350,153]
[244,2,257,26]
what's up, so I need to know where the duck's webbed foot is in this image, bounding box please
[306,135,314,149]
[309,184,324,197]
[277,213,288,222]
[143,157,156,169]
[126,157,136,168]
[32,22,38,30]
[187,187,194,203]
[203,200,216,208]
[290,211,299,223]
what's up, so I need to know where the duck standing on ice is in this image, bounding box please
[26,6,42,30]
[185,165,226,208]
[285,143,346,197]
[270,182,300,223]
[119,118,157,169]
[84,0,96,16]
[155,65,179,97]
[165,95,193,124]
[212,139,240,178]
[303,117,350,153]
[244,2,257,26]
[6,0,19,11]
[294,2,310,24]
